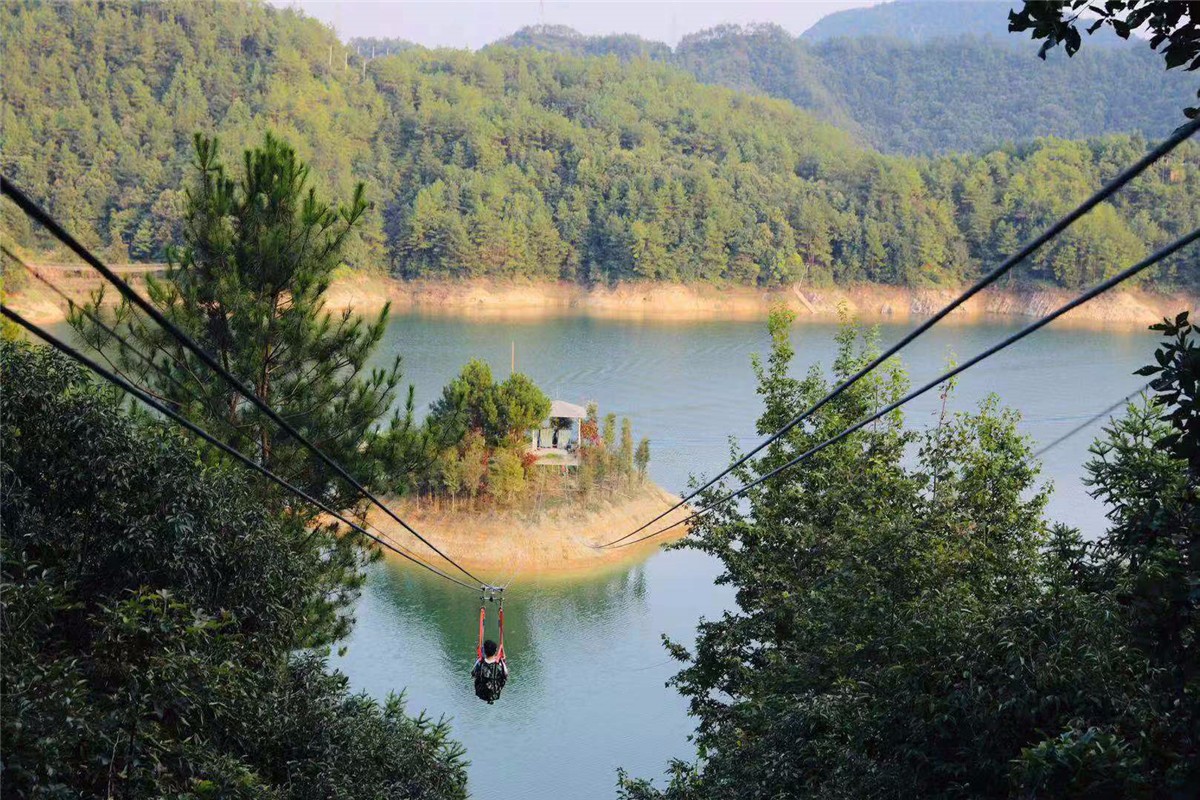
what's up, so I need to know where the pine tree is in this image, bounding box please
[601,411,618,480]
[72,133,405,512]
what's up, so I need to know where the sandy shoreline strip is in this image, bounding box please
[325,275,1195,329]
[8,272,1195,330]
[364,483,693,578]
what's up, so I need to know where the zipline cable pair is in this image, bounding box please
[1,246,469,587]
[601,116,1200,549]
[5,117,1197,568]
[805,378,1159,600]
[609,226,1200,549]
[620,380,1154,674]
[0,304,481,592]
[1,179,487,589]
[4,246,196,402]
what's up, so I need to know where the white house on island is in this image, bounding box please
[528,400,587,467]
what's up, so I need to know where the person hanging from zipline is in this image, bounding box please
[473,588,508,704]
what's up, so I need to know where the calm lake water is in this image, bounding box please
[333,311,1157,800]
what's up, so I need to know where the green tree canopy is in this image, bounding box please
[427,359,550,447]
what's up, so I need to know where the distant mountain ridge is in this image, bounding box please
[490,16,1191,155]
[798,0,1133,46]
[802,0,1021,44]
[488,24,670,61]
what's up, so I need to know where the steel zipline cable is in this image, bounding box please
[2,247,466,583]
[0,304,481,593]
[1,179,485,587]
[782,379,1160,607]
[609,226,1200,549]
[619,378,1155,674]
[600,117,1200,548]
[3,245,196,402]
[1031,383,1154,460]
[0,247,461,581]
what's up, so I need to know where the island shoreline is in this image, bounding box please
[362,483,693,577]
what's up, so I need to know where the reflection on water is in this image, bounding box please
[363,555,651,686]
[336,546,728,800]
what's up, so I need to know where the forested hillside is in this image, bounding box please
[490,24,670,61]
[500,22,1195,155]
[676,24,1194,155]
[2,0,1197,290]
[803,0,1008,42]
[348,36,420,57]
[376,48,1195,288]
[0,0,389,262]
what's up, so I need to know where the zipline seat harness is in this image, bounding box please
[473,586,508,704]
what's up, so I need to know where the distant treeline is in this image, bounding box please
[2,1,1196,290]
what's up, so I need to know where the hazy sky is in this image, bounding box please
[269,0,881,50]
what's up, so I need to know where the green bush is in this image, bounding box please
[488,447,527,505]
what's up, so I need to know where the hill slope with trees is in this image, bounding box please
[674,23,1194,155]
[498,20,1195,155]
[2,0,1196,292]
[0,0,389,263]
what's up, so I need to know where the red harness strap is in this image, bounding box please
[477,600,507,663]
[477,605,485,660]
[497,606,506,661]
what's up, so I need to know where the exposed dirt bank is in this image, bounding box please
[9,272,1194,330]
[328,275,1195,329]
[2,269,157,326]
[364,483,691,578]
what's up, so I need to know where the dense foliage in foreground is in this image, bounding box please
[618,311,1199,798]
[3,0,1197,289]
[0,341,469,798]
[4,131,473,798]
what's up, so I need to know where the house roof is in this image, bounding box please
[549,400,587,419]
